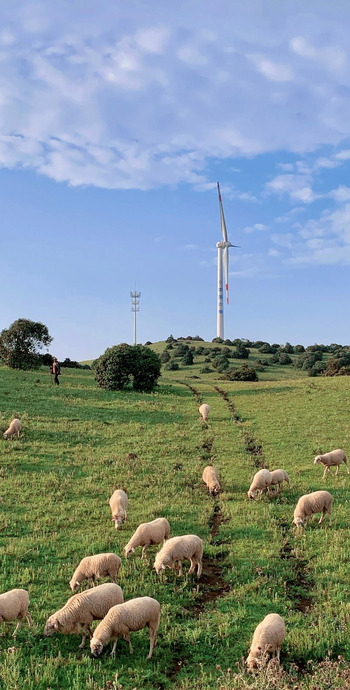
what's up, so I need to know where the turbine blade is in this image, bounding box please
[224,246,229,304]
[217,182,228,243]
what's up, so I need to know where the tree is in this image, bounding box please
[0,318,52,370]
[212,355,229,372]
[224,365,258,381]
[278,352,292,365]
[164,360,179,371]
[181,350,194,366]
[94,344,161,392]
[160,351,171,363]
[233,342,250,359]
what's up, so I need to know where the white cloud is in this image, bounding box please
[329,186,350,202]
[335,149,350,161]
[243,223,268,233]
[254,57,294,82]
[266,174,318,203]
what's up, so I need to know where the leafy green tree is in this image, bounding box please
[212,355,229,372]
[94,344,161,392]
[278,353,292,365]
[173,343,189,358]
[0,318,52,370]
[181,350,194,365]
[233,342,250,359]
[282,342,294,354]
[164,360,179,371]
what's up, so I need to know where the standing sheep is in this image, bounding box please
[248,469,272,500]
[314,449,349,478]
[69,553,122,592]
[124,518,170,559]
[293,490,333,529]
[246,613,285,669]
[154,535,203,578]
[90,597,161,660]
[44,583,124,648]
[202,466,221,496]
[109,489,128,530]
[3,418,21,440]
[199,404,210,422]
[269,469,290,494]
[0,589,32,637]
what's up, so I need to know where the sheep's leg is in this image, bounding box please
[12,616,23,637]
[141,545,147,559]
[328,508,332,526]
[26,612,33,627]
[92,576,96,587]
[319,509,326,524]
[177,561,183,577]
[344,459,350,474]
[79,625,89,648]
[110,638,118,656]
[335,465,339,476]
[148,626,157,659]
[197,560,203,578]
[322,466,329,479]
[276,646,281,663]
[188,558,195,575]
[123,632,133,655]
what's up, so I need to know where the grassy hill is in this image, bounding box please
[0,363,349,689]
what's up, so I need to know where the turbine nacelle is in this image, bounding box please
[216,241,233,249]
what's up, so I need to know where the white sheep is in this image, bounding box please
[154,535,203,578]
[293,490,333,529]
[109,489,128,530]
[44,582,123,648]
[199,404,210,422]
[3,418,21,440]
[90,596,161,660]
[314,449,349,478]
[69,553,122,592]
[202,466,221,496]
[246,613,285,669]
[248,469,272,500]
[124,518,170,559]
[269,469,290,494]
[0,589,32,637]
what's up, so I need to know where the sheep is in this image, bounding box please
[3,418,21,440]
[69,553,122,592]
[154,535,203,578]
[90,596,161,660]
[314,449,349,478]
[199,404,210,422]
[124,518,170,559]
[109,489,128,530]
[269,469,290,494]
[0,589,32,637]
[246,613,285,670]
[293,490,333,529]
[44,582,124,648]
[248,469,272,500]
[202,465,221,496]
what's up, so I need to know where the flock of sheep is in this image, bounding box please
[1,400,349,672]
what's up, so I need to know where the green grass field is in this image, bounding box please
[0,348,349,689]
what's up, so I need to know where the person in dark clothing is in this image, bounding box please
[51,357,61,385]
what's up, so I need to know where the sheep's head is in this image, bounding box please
[90,637,104,657]
[154,561,165,575]
[247,490,255,500]
[113,515,125,530]
[44,618,60,636]
[292,516,303,528]
[124,545,134,558]
[314,456,321,465]
[3,433,8,440]
[246,646,269,670]
[69,579,80,593]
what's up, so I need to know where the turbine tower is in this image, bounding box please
[130,290,141,345]
[216,182,238,340]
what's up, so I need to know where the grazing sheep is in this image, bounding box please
[246,613,285,670]
[109,489,128,530]
[90,596,160,660]
[248,469,272,500]
[3,418,21,440]
[124,518,170,559]
[0,589,32,637]
[154,535,203,578]
[293,490,333,529]
[69,553,122,592]
[199,404,210,422]
[202,466,221,496]
[44,583,123,648]
[269,469,290,493]
[314,449,349,478]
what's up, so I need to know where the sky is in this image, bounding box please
[1,0,350,359]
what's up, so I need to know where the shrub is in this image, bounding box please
[181,351,194,365]
[224,339,233,346]
[165,343,173,350]
[41,353,54,366]
[224,365,258,381]
[259,343,274,354]
[164,360,179,371]
[160,351,171,363]
[278,353,292,365]
[166,335,176,343]
[144,341,152,345]
[282,342,293,353]
[221,347,232,358]
[196,346,205,355]
[212,355,229,372]
[0,318,53,370]
[233,342,250,359]
[212,337,224,343]
[200,366,212,373]
[173,344,189,358]
[94,344,161,392]
[61,358,83,369]
[294,344,305,353]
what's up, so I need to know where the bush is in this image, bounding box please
[221,347,232,358]
[173,344,189,358]
[224,339,233,346]
[212,355,229,372]
[94,344,161,392]
[166,335,176,343]
[40,353,54,366]
[224,365,258,381]
[196,346,205,355]
[0,318,53,370]
[164,360,179,371]
[212,337,224,343]
[233,343,250,359]
[295,352,323,370]
[165,343,173,350]
[200,366,212,373]
[61,358,83,368]
[181,351,194,366]
[294,344,305,353]
[278,353,292,365]
[259,343,275,354]
[144,341,152,345]
[160,351,171,363]
[282,342,293,354]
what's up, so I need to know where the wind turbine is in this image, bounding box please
[216,182,238,340]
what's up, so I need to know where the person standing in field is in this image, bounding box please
[51,357,61,386]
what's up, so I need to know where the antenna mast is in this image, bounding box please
[130,291,141,345]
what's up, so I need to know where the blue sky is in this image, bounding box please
[1,0,350,359]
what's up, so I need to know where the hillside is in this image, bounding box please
[0,364,349,689]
